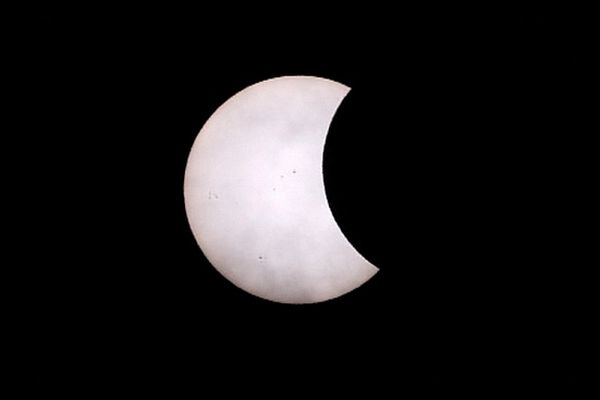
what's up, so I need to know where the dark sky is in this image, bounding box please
[18,6,592,394]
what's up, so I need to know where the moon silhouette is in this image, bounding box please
[184,76,378,303]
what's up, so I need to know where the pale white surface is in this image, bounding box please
[184,76,378,303]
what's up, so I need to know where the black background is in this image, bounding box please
[18,5,593,393]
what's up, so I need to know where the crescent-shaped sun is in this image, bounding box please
[184,76,378,304]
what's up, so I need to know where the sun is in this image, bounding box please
[184,76,377,304]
